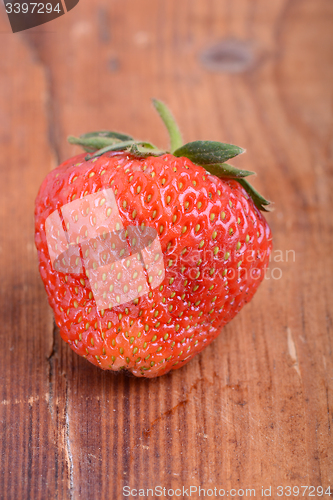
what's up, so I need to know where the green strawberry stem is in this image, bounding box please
[152,99,183,152]
[67,100,271,211]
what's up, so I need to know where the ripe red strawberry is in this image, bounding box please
[35,100,272,377]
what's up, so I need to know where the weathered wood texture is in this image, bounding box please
[0,0,332,498]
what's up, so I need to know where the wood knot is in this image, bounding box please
[200,39,256,73]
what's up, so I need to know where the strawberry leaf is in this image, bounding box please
[204,163,254,179]
[85,140,136,160]
[85,140,166,160]
[129,143,166,158]
[237,178,271,212]
[80,131,133,142]
[173,140,244,164]
[68,131,134,152]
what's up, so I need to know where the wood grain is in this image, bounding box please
[0,0,332,498]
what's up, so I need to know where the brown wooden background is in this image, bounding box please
[0,0,332,498]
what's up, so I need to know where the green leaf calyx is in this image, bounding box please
[67,100,271,211]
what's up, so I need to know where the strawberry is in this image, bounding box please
[35,100,272,377]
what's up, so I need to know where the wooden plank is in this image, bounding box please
[0,0,332,497]
[0,13,71,500]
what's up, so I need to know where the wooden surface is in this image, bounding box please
[0,0,332,498]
